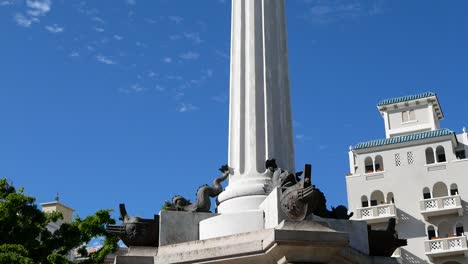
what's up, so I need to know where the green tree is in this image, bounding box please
[0,178,119,264]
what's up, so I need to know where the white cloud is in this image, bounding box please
[69,51,79,57]
[92,16,105,24]
[114,34,124,40]
[96,55,116,65]
[14,13,37,27]
[0,0,15,6]
[126,0,136,5]
[177,103,198,113]
[45,24,64,33]
[179,51,199,60]
[168,16,183,24]
[119,84,147,94]
[155,85,165,92]
[26,0,51,16]
[212,94,228,103]
[295,134,311,142]
[162,57,172,63]
[183,32,202,44]
[303,0,384,23]
[202,69,213,78]
[13,0,52,27]
[215,50,229,60]
[94,27,105,32]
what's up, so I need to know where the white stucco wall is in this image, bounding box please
[386,105,440,137]
[347,134,468,264]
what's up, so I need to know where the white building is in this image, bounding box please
[346,92,468,264]
[41,197,75,232]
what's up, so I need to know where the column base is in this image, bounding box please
[217,195,268,213]
[217,174,272,214]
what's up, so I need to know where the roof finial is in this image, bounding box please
[463,127,467,134]
[55,193,60,202]
[349,145,353,151]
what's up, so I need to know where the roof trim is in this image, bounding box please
[353,128,455,150]
[377,92,436,106]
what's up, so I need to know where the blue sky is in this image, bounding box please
[1,0,467,221]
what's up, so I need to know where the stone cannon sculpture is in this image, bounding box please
[106,204,159,247]
[267,159,353,222]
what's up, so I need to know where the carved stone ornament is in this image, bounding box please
[163,165,230,213]
[266,159,353,222]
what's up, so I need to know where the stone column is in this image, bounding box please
[217,0,295,213]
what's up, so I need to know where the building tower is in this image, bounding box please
[346,92,468,264]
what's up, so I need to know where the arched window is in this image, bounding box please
[361,195,369,207]
[450,183,459,196]
[438,221,451,238]
[370,190,385,206]
[456,223,465,237]
[436,146,447,163]
[365,157,374,174]
[433,182,448,198]
[427,225,436,240]
[375,155,384,172]
[426,147,435,164]
[423,187,431,199]
[387,192,395,204]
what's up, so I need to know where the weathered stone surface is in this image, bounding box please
[159,211,216,246]
[126,247,158,257]
[259,187,287,229]
[155,220,349,264]
[307,215,370,255]
[199,209,264,240]
[114,256,154,264]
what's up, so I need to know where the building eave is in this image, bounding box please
[377,93,444,120]
[352,128,456,154]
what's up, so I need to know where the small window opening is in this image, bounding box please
[402,110,416,122]
[426,148,435,164]
[456,225,465,237]
[436,146,446,163]
[365,157,374,174]
[456,150,466,160]
[361,196,369,208]
[450,184,459,196]
[423,187,431,199]
[428,226,436,240]
[375,155,384,172]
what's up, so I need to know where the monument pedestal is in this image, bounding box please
[114,189,401,264]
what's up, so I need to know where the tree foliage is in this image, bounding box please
[0,178,119,264]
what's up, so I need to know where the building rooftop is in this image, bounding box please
[353,128,455,150]
[377,92,436,107]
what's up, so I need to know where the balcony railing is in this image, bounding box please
[419,195,463,220]
[355,203,397,224]
[425,236,468,260]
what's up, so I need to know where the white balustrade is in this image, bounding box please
[356,203,396,223]
[425,236,468,258]
[420,195,462,219]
